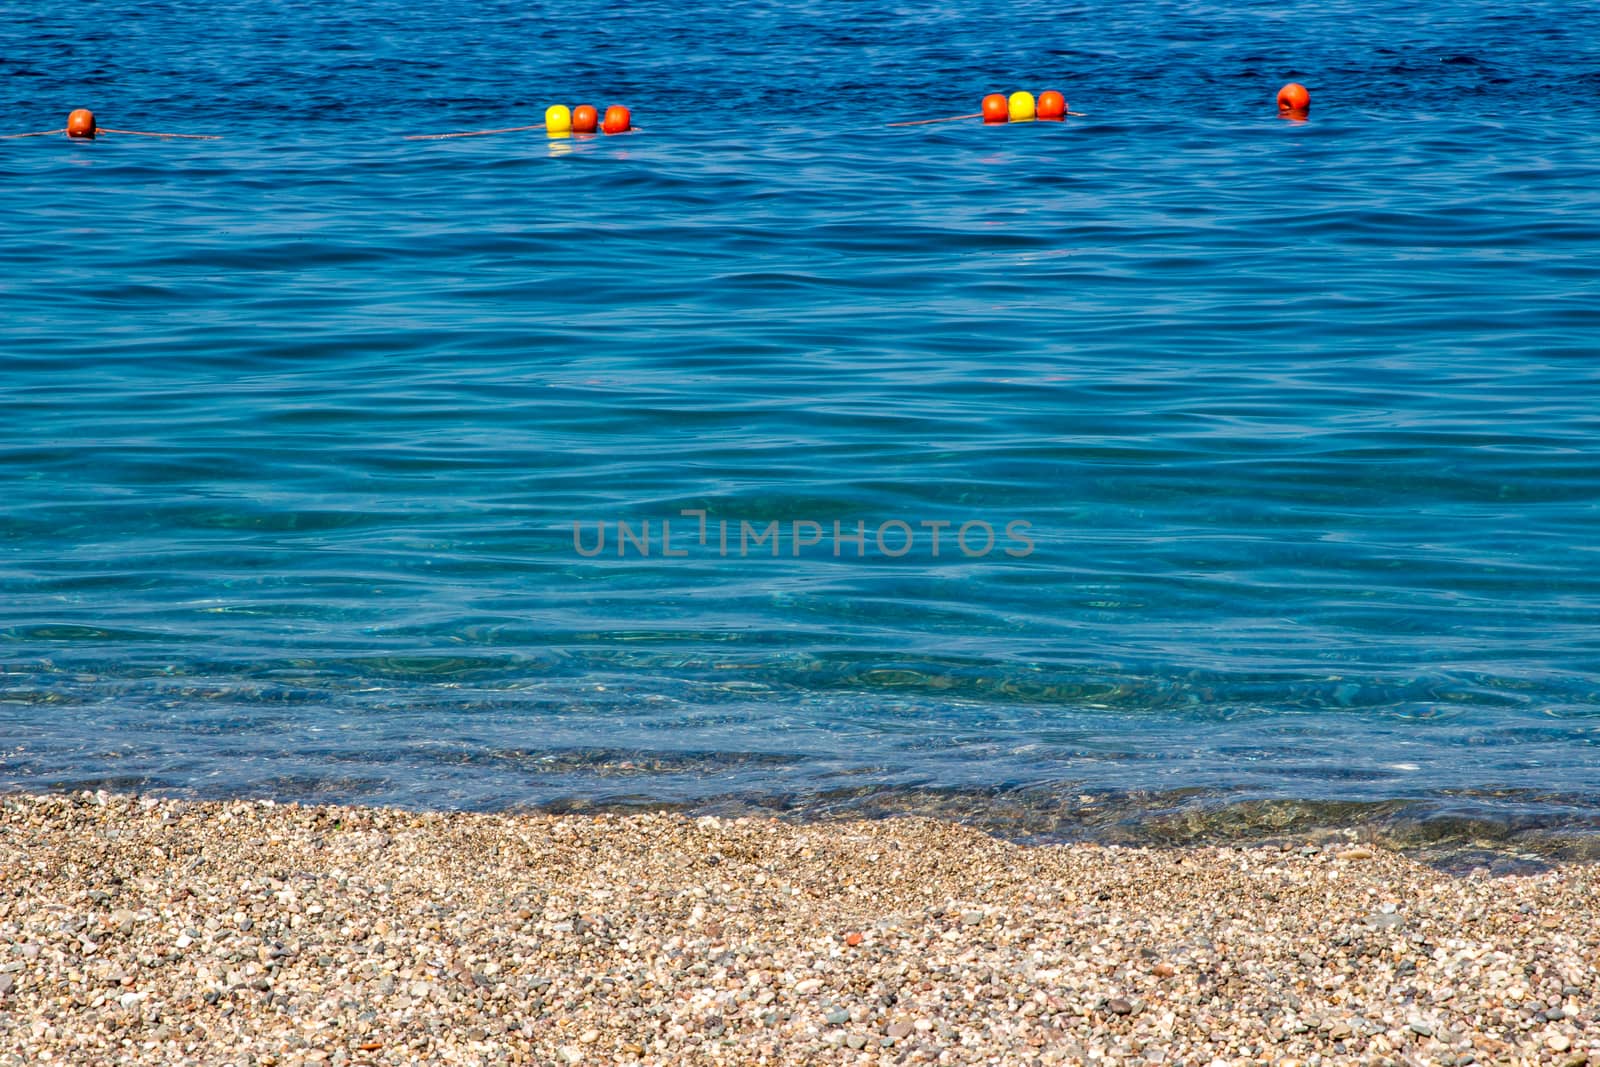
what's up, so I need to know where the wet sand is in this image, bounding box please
[1,791,1596,1065]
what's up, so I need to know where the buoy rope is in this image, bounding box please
[9,107,1094,143]
[2,127,219,140]
[97,128,221,139]
[404,123,547,141]
[886,113,982,127]
[887,110,1086,127]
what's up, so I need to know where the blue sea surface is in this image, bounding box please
[3,0,1599,845]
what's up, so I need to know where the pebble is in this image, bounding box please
[0,790,1593,1067]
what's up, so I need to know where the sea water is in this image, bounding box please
[3,0,1599,848]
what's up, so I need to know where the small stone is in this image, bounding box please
[961,911,984,926]
[1547,1034,1571,1053]
[1152,962,1175,978]
[886,1020,913,1040]
[826,1008,850,1025]
[1107,998,1134,1015]
[1337,847,1374,860]
[844,931,863,947]
[579,1028,599,1044]
[0,974,14,997]
[794,978,822,995]
[556,1046,584,1065]
[846,1033,867,1050]
[1409,1019,1433,1037]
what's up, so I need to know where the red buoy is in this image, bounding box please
[66,108,97,139]
[981,93,1009,124]
[1037,91,1067,121]
[1277,83,1310,115]
[601,105,631,134]
[572,105,599,133]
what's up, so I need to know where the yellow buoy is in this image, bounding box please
[1008,91,1036,121]
[544,105,572,133]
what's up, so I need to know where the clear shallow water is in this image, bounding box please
[3,0,1599,845]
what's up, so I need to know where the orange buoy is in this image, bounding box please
[601,105,631,134]
[66,108,97,139]
[1277,82,1310,115]
[981,93,1009,124]
[1037,91,1067,121]
[572,105,599,133]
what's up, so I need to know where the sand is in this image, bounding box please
[0,790,1595,1066]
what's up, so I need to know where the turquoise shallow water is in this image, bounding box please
[3,0,1599,843]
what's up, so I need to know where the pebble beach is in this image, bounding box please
[1,793,1596,1066]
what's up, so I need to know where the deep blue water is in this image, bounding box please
[3,0,1599,844]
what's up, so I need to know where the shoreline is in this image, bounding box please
[12,780,1600,871]
[2,792,1596,1066]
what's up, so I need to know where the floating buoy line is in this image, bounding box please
[1,108,220,140]
[406,103,635,140]
[888,88,1089,126]
[3,86,1312,144]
